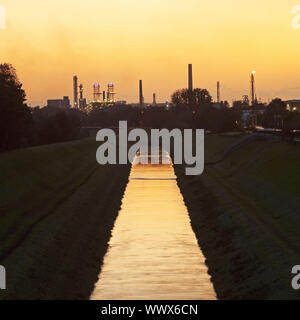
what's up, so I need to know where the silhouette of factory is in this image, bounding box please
[47,76,117,109]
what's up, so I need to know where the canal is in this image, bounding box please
[91,151,216,300]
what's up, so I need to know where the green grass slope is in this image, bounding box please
[175,134,300,299]
[0,139,131,299]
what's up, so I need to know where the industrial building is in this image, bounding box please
[73,75,117,108]
[285,100,300,113]
[47,96,71,109]
[73,75,88,109]
[93,83,102,103]
[92,82,116,104]
[115,100,127,105]
[79,84,87,109]
[107,83,116,103]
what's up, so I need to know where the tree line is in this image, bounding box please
[0,64,86,152]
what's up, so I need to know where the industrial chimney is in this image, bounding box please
[153,93,157,105]
[217,81,220,103]
[251,71,256,105]
[188,64,193,91]
[73,76,78,108]
[139,80,144,107]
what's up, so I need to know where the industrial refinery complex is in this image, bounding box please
[45,65,300,114]
[45,65,260,110]
[73,76,117,108]
[47,76,117,110]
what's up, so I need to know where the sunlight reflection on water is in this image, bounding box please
[91,152,216,300]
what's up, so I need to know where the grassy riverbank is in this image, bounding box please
[0,138,130,299]
[174,134,300,299]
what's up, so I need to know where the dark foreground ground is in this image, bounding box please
[1,134,299,300]
[174,133,300,299]
[0,138,130,299]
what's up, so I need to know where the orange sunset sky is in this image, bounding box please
[1,0,300,106]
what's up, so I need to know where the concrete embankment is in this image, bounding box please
[174,134,300,299]
[0,138,130,299]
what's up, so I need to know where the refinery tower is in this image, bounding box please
[107,83,116,103]
[93,83,102,102]
[93,82,116,103]
[73,75,78,108]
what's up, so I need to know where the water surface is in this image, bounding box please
[91,153,216,300]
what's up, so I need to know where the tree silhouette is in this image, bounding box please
[171,88,212,109]
[0,63,32,150]
[262,98,288,128]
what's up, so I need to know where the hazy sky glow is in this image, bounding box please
[1,0,300,105]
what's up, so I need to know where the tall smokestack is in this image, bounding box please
[73,76,78,108]
[217,81,220,103]
[139,80,144,107]
[103,91,106,102]
[79,84,83,100]
[251,71,256,105]
[153,93,156,105]
[188,64,193,91]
